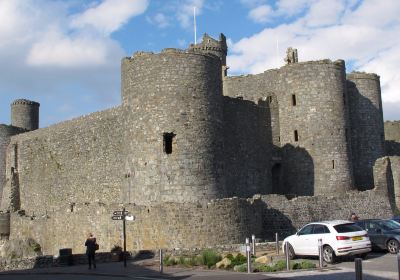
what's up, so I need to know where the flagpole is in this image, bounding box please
[276,38,279,67]
[194,6,197,44]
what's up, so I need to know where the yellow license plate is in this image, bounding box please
[352,236,362,241]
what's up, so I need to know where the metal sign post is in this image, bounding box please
[123,207,127,267]
[111,208,133,268]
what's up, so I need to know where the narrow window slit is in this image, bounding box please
[332,160,335,169]
[163,132,176,154]
[292,94,297,106]
[294,130,298,142]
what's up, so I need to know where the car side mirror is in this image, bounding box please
[376,228,382,234]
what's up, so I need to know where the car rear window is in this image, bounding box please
[334,223,363,233]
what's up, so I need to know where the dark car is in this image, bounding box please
[392,216,400,223]
[355,219,400,254]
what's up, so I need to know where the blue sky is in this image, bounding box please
[1,0,400,127]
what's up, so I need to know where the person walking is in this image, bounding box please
[85,233,97,269]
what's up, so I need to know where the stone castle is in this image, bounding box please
[0,33,399,255]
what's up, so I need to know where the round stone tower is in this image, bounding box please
[347,72,384,190]
[278,60,353,196]
[11,99,40,131]
[121,49,225,204]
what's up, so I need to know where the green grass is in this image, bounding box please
[199,250,222,268]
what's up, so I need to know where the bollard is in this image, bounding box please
[397,253,400,280]
[318,238,323,269]
[285,242,290,271]
[275,233,279,255]
[159,249,163,274]
[355,258,363,280]
[251,234,256,256]
[246,238,251,273]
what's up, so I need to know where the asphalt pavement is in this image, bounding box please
[0,252,397,280]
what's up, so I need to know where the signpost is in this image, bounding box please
[111,208,135,268]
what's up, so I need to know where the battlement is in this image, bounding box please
[347,71,380,80]
[188,33,227,65]
[11,99,40,106]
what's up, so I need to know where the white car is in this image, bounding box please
[283,220,371,263]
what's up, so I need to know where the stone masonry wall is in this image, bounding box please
[347,73,384,190]
[1,107,125,214]
[0,125,25,206]
[385,121,400,156]
[121,50,226,204]
[9,189,393,256]
[10,198,263,256]
[223,60,353,197]
[260,190,393,239]
[223,96,273,197]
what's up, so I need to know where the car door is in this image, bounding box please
[365,221,386,249]
[308,224,330,255]
[294,224,315,255]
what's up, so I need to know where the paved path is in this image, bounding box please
[0,252,397,280]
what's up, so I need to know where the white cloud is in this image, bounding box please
[248,5,273,23]
[70,0,149,35]
[230,0,400,119]
[146,13,170,28]
[27,29,120,67]
[0,0,148,126]
[305,0,346,27]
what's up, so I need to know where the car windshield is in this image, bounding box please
[376,220,400,231]
[334,223,363,233]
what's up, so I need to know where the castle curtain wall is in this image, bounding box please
[1,107,125,214]
[223,60,353,196]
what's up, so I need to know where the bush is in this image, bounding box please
[253,259,316,272]
[234,263,247,272]
[298,260,316,269]
[163,255,177,266]
[200,250,222,268]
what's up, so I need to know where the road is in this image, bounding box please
[0,252,397,280]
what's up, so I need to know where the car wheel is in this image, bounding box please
[284,243,296,260]
[387,239,399,254]
[323,245,336,264]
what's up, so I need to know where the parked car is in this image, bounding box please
[355,219,400,254]
[283,220,371,264]
[391,216,400,224]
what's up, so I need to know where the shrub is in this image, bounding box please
[234,263,247,272]
[253,259,316,273]
[200,250,222,268]
[299,260,316,269]
[163,255,177,266]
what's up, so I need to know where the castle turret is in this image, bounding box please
[347,72,384,190]
[279,60,354,196]
[11,99,40,131]
[121,49,225,204]
[189,33,227,66]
